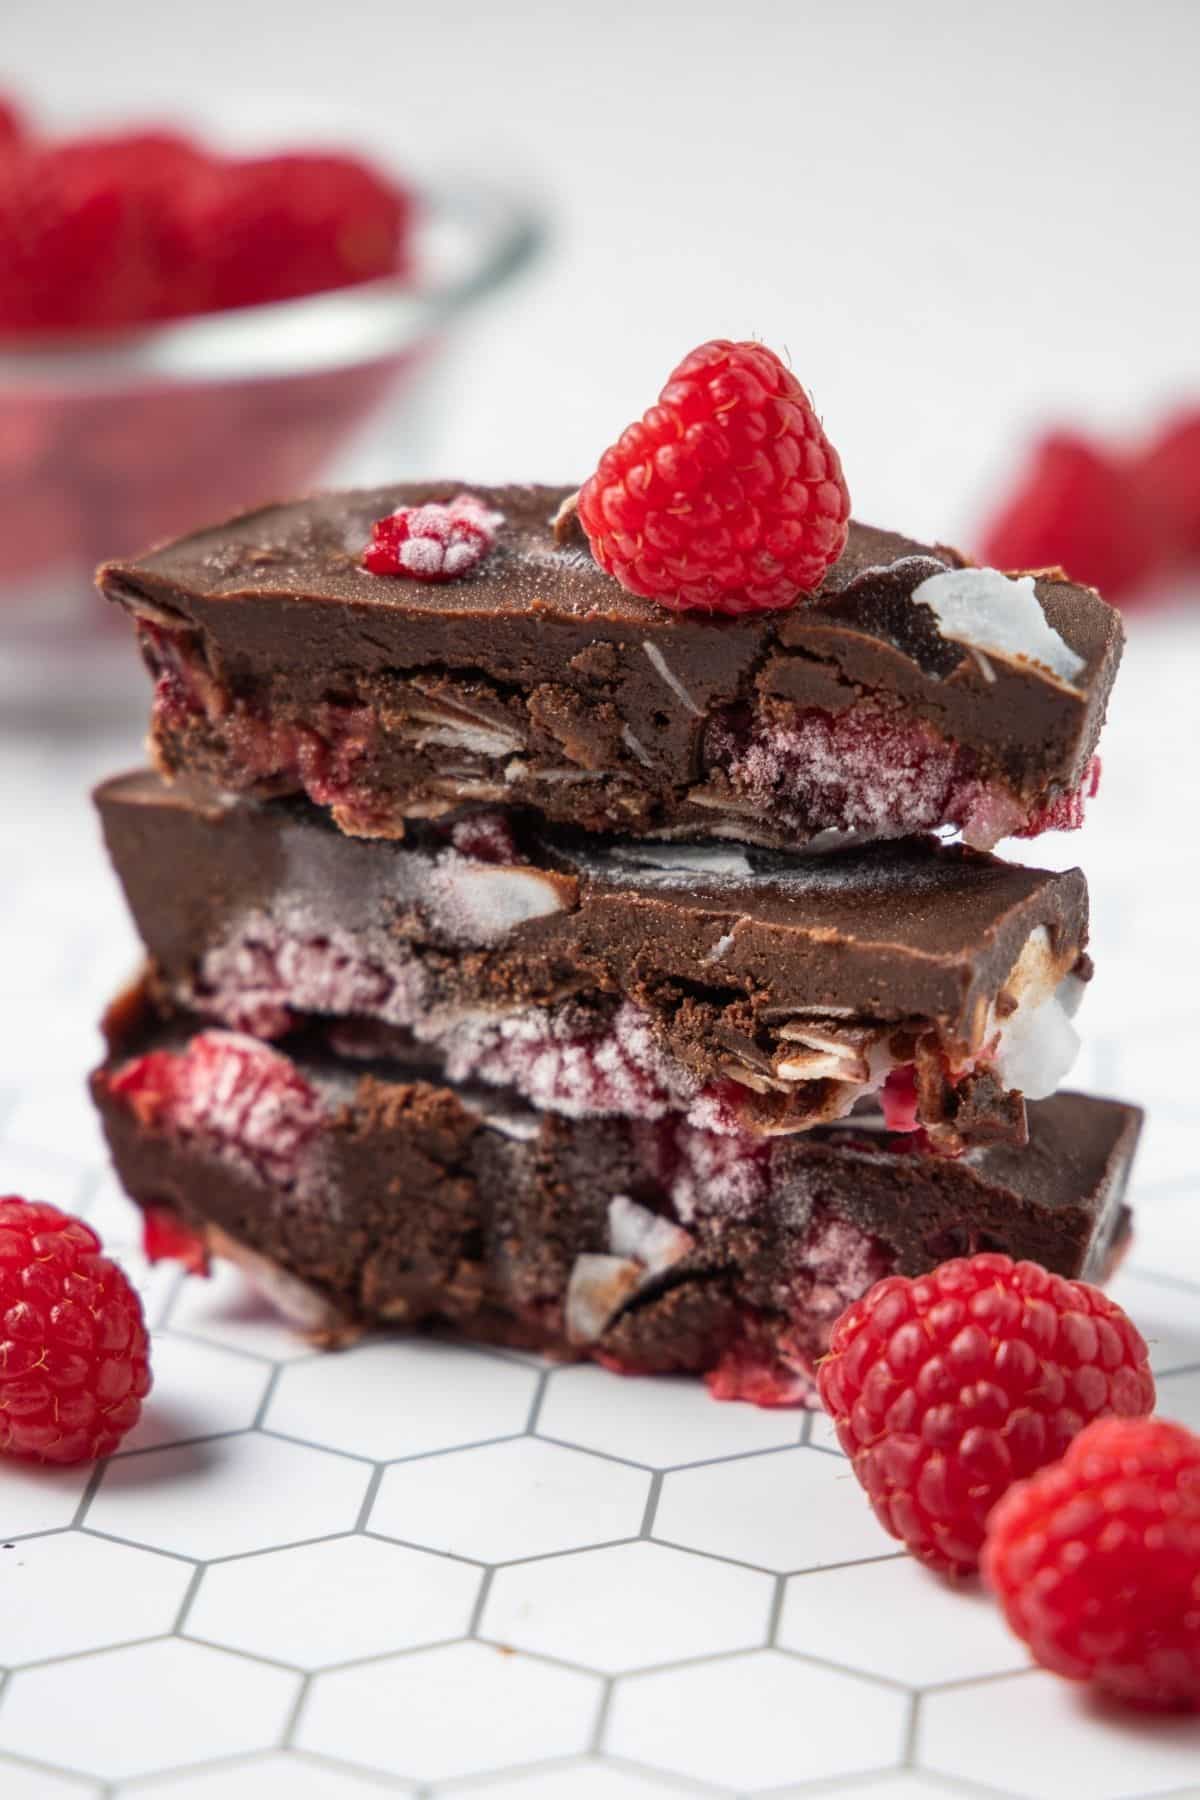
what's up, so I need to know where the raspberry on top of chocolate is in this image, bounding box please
[363,493,503,582]
[576,338,851,615]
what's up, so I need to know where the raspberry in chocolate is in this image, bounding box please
[363,493,502,582]
[817,1253,1155,1574]
[0,1196,152,1464]
[984,1416,1200,1710]
[577,339,850,613]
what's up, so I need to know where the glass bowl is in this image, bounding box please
[0,176,539,713]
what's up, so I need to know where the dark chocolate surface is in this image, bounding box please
[96,770,1090,1146]
[92,995,1140,1380]
[99,484,1123,846]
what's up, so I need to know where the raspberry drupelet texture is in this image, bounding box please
[363,493,502,582]
[817,1253,1155,1574]
[0,1196,152,1464]
[577,338,850,614]
[984,1416,1200,1710]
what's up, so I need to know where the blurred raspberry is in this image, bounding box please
[142,1204,210,1275]
[0,96,26,155]
[191,152,411,312]
[979,431,1161,602]
[0,1195,152,1464]
[1134,410,1200,558]
[985,1416,1200,1710]
[577,338,850,613]
[818,1253,1155,1574]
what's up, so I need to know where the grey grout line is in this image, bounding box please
[467,1565,494,1637]
[588,1674,614,1754]
[353,1461,388,1532]
[170,1561,206,1634]
[766,1572,787,1645]
[639,1469,663,1537]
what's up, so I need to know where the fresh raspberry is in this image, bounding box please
[577,338,851,614]
[0,97,26,155]
[1134,410,1200,558]
[817,1254,1155,1574]
[363,493,503,581]
[979,431,1162,602]
[192,152,411,312]
[984,1416,1200,1710]
[108,1030,324,1188]
[0,1196,152,1464]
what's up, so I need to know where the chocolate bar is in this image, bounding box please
[98,484,1121,850]
[96,770,1091,1151]
[92,986,1140,1404]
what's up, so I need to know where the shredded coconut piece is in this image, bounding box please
[621,724,655,767]
[643,640,703,716]
[914,567,1086,686]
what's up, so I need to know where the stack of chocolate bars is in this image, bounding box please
[91,483,1141,1403]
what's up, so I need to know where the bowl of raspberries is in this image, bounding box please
[0,91,537,667]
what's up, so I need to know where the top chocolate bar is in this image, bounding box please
[100,483,1123,850]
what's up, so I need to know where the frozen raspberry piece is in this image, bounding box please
[979,430,1161,601]
[142,1204,210,1275]
[577,338,850,613]
[448,811,519,863]
[818,1253,1155,1574]
[0,1195,152,1464]
[985,1416,1200,1710]
[1014,755,1100,838]
[363,493,503,582]
[109,1031,325,1187]
[1135,409,1200,558]
[880,1067,919,1133]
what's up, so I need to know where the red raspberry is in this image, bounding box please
[142,1204,210,1275]
[1013,754,1101,839]
[191,152,411,312]
[817,1254,1155,1574]
[979,431,1162,602]
[984,1416,1200,1710]
[0,97,26,155]
[363,493,503,581]
[1134,410,1200,558]
[0,1196,152,1464]
[576,338,851,614]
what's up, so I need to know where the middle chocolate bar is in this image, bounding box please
[98,770,1089,1153]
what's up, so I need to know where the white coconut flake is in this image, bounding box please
[608,1195,693,1275]
[643,640,704,716]
[565,1253,643,1343]
[992,981,1081,1100]
[427,858,568,944]
[609,842,754,879]
[621,724,655,767]
[914,567,1086,686]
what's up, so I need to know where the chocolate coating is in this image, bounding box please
[99,484,1123,846]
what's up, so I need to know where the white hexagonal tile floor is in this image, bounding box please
[482,1539,773,1671]
[5,631,1200,1799]
[186,1535,480,1668]
[370,1436,650,1562]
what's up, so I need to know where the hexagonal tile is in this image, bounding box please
[117,1335,271,1454]
[918,1668,1200,1799]
[87,1432,368,1559]
[483,1539,772,1672]
[167,1259,321,1363]
[606,1649,908,1790]
[371,1437,649,1563]
[266,1340,538,1460]
[0,1532,190,1665]
[438,1764,697,1797]
[187,1535,479,1667]
[0,1762,99,1800]
[655,1447,897,1572]
[296,1641,602,1781]
[0,1461,90,1539]
[538,1367,801,1468]
[0,1640,298,1781]
[779,1558,1027,1686]
[806,1409,844,1456]
[133,1751,414,1797]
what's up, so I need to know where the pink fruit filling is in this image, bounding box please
[108,1031,325,1188]
[711,703,1098,850]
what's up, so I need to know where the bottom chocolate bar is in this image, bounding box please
[91,984,1141,1406]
